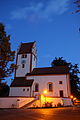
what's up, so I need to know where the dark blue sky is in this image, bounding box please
[0,0,80,68]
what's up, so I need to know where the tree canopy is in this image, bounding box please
[51,57,80,99]
[0,83,10,97]
[0,23,15,83]
[74,0,80,13]
[51,57,72,69]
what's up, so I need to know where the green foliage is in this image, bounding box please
[51,57,80,99]
[0,83,10,97]
[51,57,72,69]
[0,23,15,82]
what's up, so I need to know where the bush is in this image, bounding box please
[57,102,63,107]
[45,102,52,108]
[0,83,10,97]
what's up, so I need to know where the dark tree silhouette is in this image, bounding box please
[51,57,72,68]
[0,83,10,97]
[51,57,80,99]
[0,23,15,83]
[74,0,80,13]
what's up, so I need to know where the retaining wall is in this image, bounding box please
[0,97,34,108]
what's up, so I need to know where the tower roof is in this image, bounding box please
[18,42,35,54]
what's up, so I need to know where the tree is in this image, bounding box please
[51,57,80,99]
[0,83,10,97]
[0,23,15,83]
[74,0,80,13]
[51,57,72,69]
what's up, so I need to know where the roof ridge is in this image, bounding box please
[33,66,68,69]
[21,41,35,44]
[26,66,69,76]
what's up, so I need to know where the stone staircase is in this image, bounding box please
[21,98,39,108]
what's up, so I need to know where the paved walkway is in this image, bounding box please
[0,106,80,120]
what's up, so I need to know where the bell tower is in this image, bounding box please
[15,41,37,77]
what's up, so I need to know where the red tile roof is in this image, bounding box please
[18,42,34,54]
[10,77,34,87]
[27,66,69,76]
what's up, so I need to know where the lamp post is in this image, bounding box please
[43,90,47,107]
[39,94,41,107]
[70,95,73,99]
[70,95,74,103]
[70,95,77,104]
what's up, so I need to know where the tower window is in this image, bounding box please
[22,64,25,68]
[35,83,39,92]
[22,54,27,58]
[48,82,53,92]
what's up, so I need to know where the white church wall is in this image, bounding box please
[66,74,71,96]
[16,54,31,77]
[32,42,37,71]
[9,87,31,97]
[27,74,70,97]
[32,54,37,71]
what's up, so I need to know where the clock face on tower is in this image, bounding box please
[21,60,26,64]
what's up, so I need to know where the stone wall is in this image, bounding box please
[0,97,34,108]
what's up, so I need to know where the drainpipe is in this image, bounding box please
[30,86,32,97]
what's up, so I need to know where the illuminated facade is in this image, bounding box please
[9,41,72,107]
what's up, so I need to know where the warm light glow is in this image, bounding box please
[43,90,47,94]
[73,97,77,101]
[70,95,73,99]
[41,95,45,101]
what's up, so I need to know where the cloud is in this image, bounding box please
[11,0,70,21]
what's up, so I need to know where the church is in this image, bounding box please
[9,41,72,107]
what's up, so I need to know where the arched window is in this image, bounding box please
[48,82,53,92]
[35,83,39,92]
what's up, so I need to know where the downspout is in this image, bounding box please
[30,86,32,97]
[66,73,70,97]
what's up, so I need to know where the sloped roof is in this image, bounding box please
[10,77,34,87]
[27,66,69,76]
[18,42,34,54]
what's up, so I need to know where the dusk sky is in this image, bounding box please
[0,0,80,69]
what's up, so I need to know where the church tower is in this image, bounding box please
[15,41,37,77]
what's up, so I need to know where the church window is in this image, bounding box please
[22,63,25,68]
[59,81,63,84]
[27,88,29,91]
[48,82,53,92]
[23,89,25,91]
[22,54,27,58]
[35,83,39,92]
[59,90,64,97]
